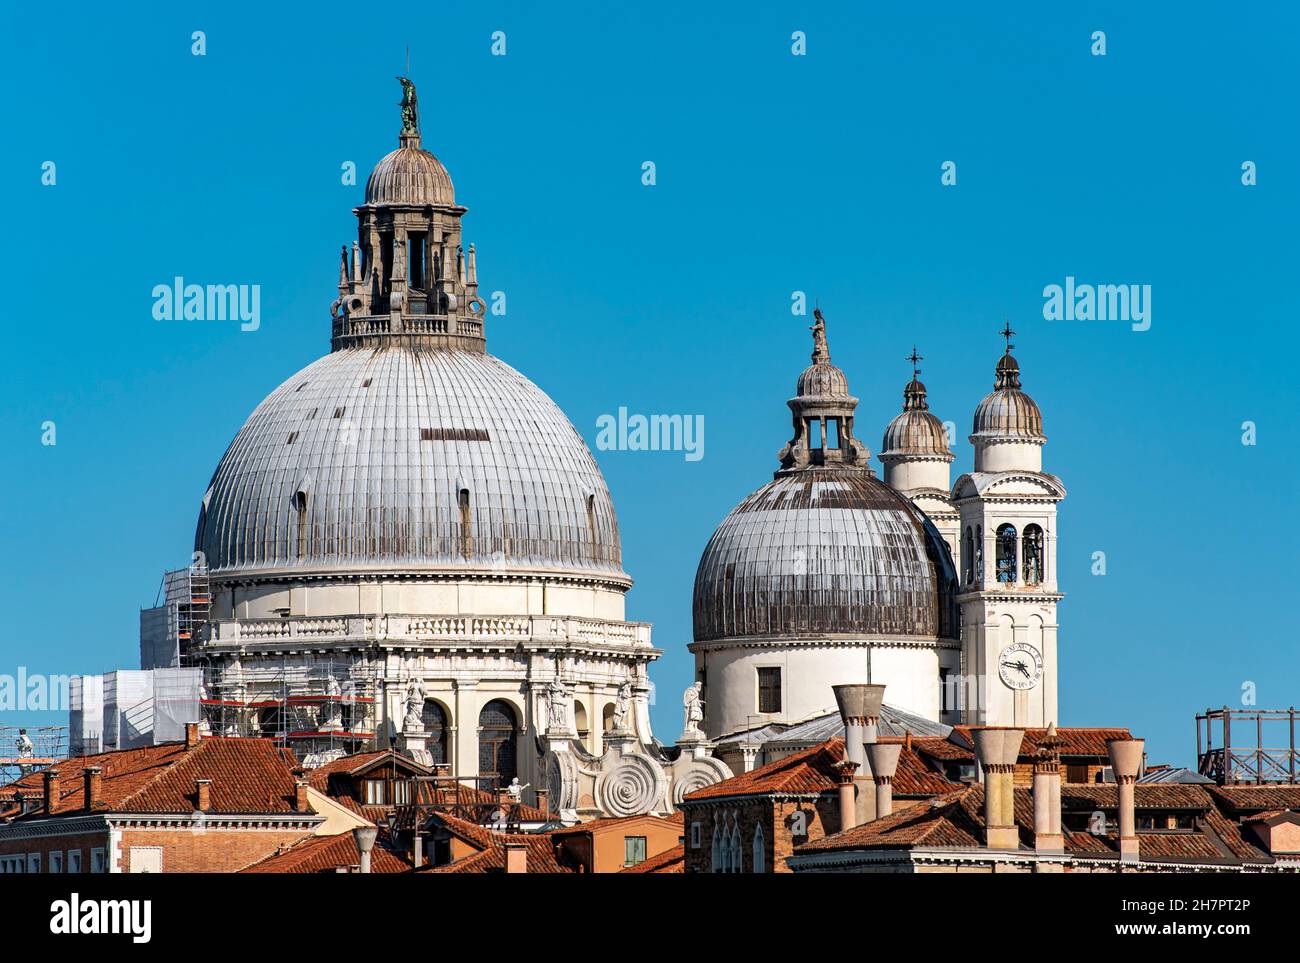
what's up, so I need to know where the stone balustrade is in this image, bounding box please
[206,614,653,649]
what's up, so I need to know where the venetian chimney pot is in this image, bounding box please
[866,742,902,819]
[1032,723,1065,858]
[185,722,200,750]
[535,788,549,815]
[83,767,103,812]
[972,727,1024,850]
[832,684,885,775]
[834,759,860,832]
[1107,738,1145,865]
[195,778,212,812]
[295,780,312,813]
[43,769,61,815]
[353,825,378,874]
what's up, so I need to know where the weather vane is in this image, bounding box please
[907,346,923,378]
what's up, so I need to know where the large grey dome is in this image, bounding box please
[195,346,626,581]
[692,469,958,642]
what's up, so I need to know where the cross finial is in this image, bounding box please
[907,346,923,378]
[1000,320,1015,354]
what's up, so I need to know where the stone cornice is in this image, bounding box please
[688,635,960,655]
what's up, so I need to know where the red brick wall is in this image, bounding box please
[0,831,106,872]
[118,827,311,873]
[683,792,841,873]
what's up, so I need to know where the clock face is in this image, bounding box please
[998,642,1044,690]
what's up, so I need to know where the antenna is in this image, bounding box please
[405,45,410,76]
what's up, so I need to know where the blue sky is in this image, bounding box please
[2,2,1297,766]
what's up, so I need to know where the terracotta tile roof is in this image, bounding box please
[1061,784,1216,812]
[621,843,684,873]
[240,831,411,874]
[798,784,1273,867]
[684,737,960,803]
[1208,785,1300,815]
[951,726,1132,758]
[908,736,973,762]
[304,750,396,791]
[2,737,306,818]
[420,812,576,874]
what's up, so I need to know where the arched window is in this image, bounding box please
[730,822,743,872]
[1023,525,1044,585]
[974,525,984,583]
[574,701,589,744]
[962,527,974,584]
[478,700,518,788]
[711,820,721,873]
[752,823,766,873]
[996,524,1018,584]
[422,700,449,766]
[601,703,616,733]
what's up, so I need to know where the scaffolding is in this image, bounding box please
[200,658,381,766]
[140,562,212,669]
[1197,707,1299,784]
[0,726,68,786]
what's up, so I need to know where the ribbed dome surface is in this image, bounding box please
[972,389,1044,439]
[881,409,953,459]
[881,377,953,460]
[796,361,850,398]
[196,346,624,579]
[971,352,1045,441]
[365,145,455,206]
[692,469,958,641]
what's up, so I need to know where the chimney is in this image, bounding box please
[834,760,859,833]
[971,727,1024,850]
[353,825,378,874]
[535,788,549,815]
[833,683,886,824]
[412,833,424,870]
[184,722,200,750]
[504,840,528,874]
[295,780,312,813]
[195,779,211,813]
[832,684,886,775]
[83,767,103,812]
[865,742,902,819]
[43,769,61,815]
[1032,724,1064,856]
[1107,738,1145,865]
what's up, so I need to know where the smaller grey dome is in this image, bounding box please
[972,351,1045,442]
[365,143,455,207]
[881,377,953,461]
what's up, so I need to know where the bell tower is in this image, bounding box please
[952,325,1065,727]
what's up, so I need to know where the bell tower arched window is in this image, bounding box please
[962,527,974,584]
[995,524,1017,583]
[1023,524,1044,585]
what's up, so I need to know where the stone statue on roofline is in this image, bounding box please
[396,76,420,135]
[682,683,705,738]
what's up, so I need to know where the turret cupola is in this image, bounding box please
[331,77,486,353]
[971,323,1046,472]
[777,308,871,473]
[880,347,955,487]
